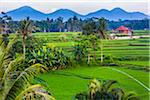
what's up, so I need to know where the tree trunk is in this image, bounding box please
[59,28,61,32]
[87,54,90,65]
[100,39,103,64]
[94,51,96,61]
[93,43,96,61]
[100,31,105,39]
[22,36,26,59]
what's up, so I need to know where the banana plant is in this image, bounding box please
[29,46,70,69]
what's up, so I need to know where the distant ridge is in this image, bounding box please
[2,6,149,21]
[6,6,46,20]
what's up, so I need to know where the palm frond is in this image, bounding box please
[34,91,55,100]
[123,92,139,100]
[15,84,42,100]
[0,36,18,79]
[16,84,55,100]
[1,56,24,86]
[110,88,125,99]
[103,80,117,92]
[5,64,48,100]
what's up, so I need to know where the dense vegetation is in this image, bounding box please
[1,31,148,99]
[0,13,149,100]
[36,32,149,99]
[0,15,149,33]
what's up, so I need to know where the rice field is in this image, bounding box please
[32,32,149,100]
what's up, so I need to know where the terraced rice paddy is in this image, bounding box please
[39,66,149,100]
[30,32,149,100]
[2,32,149,99]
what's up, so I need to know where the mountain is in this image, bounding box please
[85,9,110,19]
[47,9,83,20]
[85,7,148,20]
[2,6,149,21]
[6,6,46,20]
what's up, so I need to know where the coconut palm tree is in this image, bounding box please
[57,17,63,32]
[82,20,96,35]
[97,17,107,39]
[0,12,12,46]
[19,17,34,59]
[0,12,12,34]
[73,44,87,63]
[0,38,55,100]
[75,79,138,100]
[97,17,108,64]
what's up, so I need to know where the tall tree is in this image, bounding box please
[82,20,96,35]
[88,35,99,61]
[0,12,12,34]
[72,16,79,31]
[0,12,12,47]
[46,17,51,32]
[57,17,63,32]
[97,17,108,64]
[97,17,107,39]
[19,17,34,59]
[67,18,73,32]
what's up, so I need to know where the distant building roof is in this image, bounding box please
[115,26,130,31]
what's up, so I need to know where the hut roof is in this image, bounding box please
[115,26,130,31]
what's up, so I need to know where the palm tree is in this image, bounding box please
[88,35,99,61]
[97,17,108,64]
[97,17,107,39]
[73,44,87,63]
[57,17,63,32]
[19,17,34,59]
[82,20,96,35]
[0,38,55,100]
[67,18,73,32]
[0,12,12,35]
[46,17,51,32]
[75,79,138,100]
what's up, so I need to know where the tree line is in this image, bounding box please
[0,14,149,34]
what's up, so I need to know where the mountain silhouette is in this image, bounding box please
[2,6,148,21]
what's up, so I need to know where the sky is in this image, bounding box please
[0,0,149,15]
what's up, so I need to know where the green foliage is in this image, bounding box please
[75,79,139,100]
[0,38,55,100]
[0,30,148,99]
[73,44,87,63]
[74,34,100,64]
[97,17,108,39]
[29,46,71,69]
[39,66,149,99]
[82,20,96,35]
[1,33,9,46]
[19,17,35,59]
[0,12,12,34]
[1,16,149,33]
[11,35,42,59]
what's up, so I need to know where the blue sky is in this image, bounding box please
[0,0,149,15]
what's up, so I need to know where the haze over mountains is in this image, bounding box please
[1,6,149,21]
